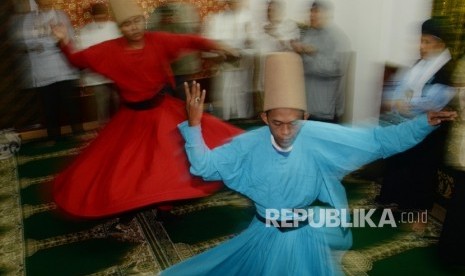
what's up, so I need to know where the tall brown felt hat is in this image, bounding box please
[109,0,143,25]
[263,52,307,112]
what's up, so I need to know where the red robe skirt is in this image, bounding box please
[53,95,243,218]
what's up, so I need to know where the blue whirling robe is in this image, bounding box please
[161,114,434,276]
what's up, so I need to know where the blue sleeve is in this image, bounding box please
[374,113,434,157]
[311,114,434,177]
[409,84,456,114]
[178,121,245,186]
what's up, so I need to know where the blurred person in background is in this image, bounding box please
[256,0,299,54]
[22,0,83,144]
[10,0,36,94]
[376,17,457,218]
[291,0,351,124]
[76,2,121,128]
[202,0,255,120]
[9,0,37,128]
[147,0,202,100]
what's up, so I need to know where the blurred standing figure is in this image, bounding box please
[203,0,255,120]
[377,17,456,212]
[22,0,83,142]
[10,0,36,92]
[255,0,299,54]
[147,0,202,99]
[76,2,121,127]
[291,0,351,123]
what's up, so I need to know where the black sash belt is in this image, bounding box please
[124,92,165,110]
[255,212,309,233]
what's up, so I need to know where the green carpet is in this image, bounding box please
[3,137,159,275]
[1,126,465,275]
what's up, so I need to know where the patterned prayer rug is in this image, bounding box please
[1,130,465,275]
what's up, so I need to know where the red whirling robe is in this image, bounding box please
[53,32,243,218]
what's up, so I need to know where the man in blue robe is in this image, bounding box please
[161,52,456,276]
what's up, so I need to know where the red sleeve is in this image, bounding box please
[59,40,114,75]
[59,41,90,69]
[152,32,217,61]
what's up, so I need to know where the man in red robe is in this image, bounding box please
[51,0,242,219]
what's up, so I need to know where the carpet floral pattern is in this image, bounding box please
[0,133,463,275]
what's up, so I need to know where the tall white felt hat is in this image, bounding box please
[263,52,307,112]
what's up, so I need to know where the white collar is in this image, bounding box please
[270,135,293,152]
[407,48,451,99]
